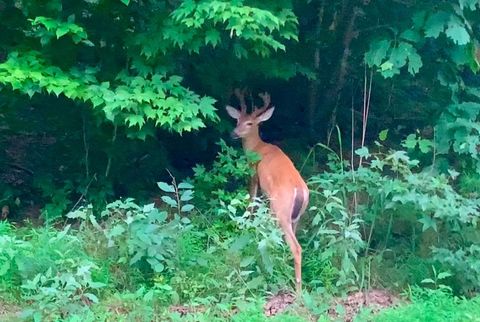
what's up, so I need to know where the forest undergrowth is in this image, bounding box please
[1,137,480,322]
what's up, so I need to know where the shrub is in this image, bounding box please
[192,139,259,210]
[305,140,480,293]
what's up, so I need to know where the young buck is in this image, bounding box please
[226,89,309,294]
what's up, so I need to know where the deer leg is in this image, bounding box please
[292,220,298,234]
[279,220,302,295]
[247,175,259,216]
[249,174,259,201]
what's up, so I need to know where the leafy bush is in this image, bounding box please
[21,261,105,321]
[157,194,292,303]
[63,177,292,305]
[220,196,292,291]
[306,188,364,289]
[192,139,260,209]
[432,245,480,295]
[305,140,480,293]
[0,225,94,293]
[0,224,106,320]
[68,196,192,277]
[0,233,30,294]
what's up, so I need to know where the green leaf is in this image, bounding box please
[453,102,480,119]
[448,169,460,179]
[109,224,126,237]
[412,10,427,28]
[205,29,221,47]
[424,11,449,38]
[130,252,143,265]
[355,146,370,158]
[400,29,421,43]
[161,196,177,207]
[407,50,423,75]
[438,271,453,280]
[67,209,87,219]
[403,134,418,149]
[143,203,155,213]
[178,182,194,189]
[180,190,193,201]
[449,44,474,67]
[459,0,480,10]
[89,215,102,230]
[445,23,470,45]
[365,39,391,67]
[418,215,437,232]
[229,234,251,253]
[84,293,99,303]
[390,42,411,68]
[421,278,435,284]
[246,276,264,289]
[379,129,389,141]
[157,182,175,193]
[120,0,130,5]
[180,204,194,212]
[125,114,145,128]
[380,61,394,71]
[89,281,107,289]
[418,139,433,153]
[0,262,10,276]
[56,25,70,38]
[147,258,164,272]
[33,311,42,322]
[371,158,385,170]
[240,256,255,267]
[37,17,57,30]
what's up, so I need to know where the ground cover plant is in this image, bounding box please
[1,0,480,321]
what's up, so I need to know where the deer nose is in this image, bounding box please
[230,131,239,139]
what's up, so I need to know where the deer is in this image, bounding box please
[225,88,309,294]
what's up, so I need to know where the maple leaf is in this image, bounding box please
[445,23,470,45]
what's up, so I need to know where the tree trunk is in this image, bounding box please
[307,0,326,141]
[325,6,364,145]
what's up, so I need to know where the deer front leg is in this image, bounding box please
[247,174,259,215]
[249,174,259,201]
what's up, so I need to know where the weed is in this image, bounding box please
[361,288,480,322]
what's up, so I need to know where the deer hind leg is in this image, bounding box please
[292,220,299,234]
[279,219,302,295]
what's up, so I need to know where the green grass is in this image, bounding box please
[356,288,480,322]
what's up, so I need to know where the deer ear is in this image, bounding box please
[226,105,241,119]
[257,106,275,122]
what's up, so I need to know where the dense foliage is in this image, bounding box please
[1,0,480,320]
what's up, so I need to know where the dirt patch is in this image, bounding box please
[328,289,400,321]
[263,289,400,321]
[0,301,21,320]
[169,305,206,316]
[264,291,296,316]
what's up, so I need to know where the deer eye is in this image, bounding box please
[245,121,253,126]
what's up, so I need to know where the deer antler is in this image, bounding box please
[253,92,271,116]
[233,87,248,113]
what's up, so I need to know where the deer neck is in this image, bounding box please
[242,127,263,152]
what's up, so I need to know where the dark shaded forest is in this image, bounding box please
[1,0,480,321]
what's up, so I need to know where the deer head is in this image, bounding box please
[225,89,275,139]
